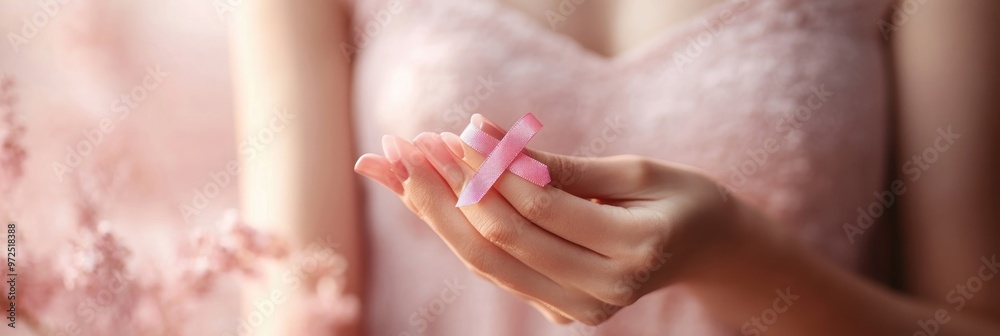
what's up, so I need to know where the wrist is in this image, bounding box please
[672,196,800,324]
[672,198,891,335]
[675,195,775,282]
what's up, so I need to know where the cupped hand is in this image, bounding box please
[355,114,760,325]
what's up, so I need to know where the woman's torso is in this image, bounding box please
[351,0,894,334]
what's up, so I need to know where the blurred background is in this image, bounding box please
[4,0,996,335]
[1,1,270,334]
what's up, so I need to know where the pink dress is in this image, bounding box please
[352,0,894,334]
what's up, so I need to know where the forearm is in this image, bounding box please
[231,0,363,334]
[683,202,1000,336]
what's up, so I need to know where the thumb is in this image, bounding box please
[470,114,652,199]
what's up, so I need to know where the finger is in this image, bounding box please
[441,130,637,254]
[382,136,429,217]
[354,153,403,195]
[384,135,601,320]
[413,133,614,292]
[472,114,659,198]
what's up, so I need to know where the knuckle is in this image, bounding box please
[549,155,581,188]
[520,189,554,222]
[600,245,670,306]
[597,281,640,307]
[637,243,668,269]
[479,217,516,247]
[620,155,656,185]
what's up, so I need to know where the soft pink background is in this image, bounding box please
[3,0,244,333]
[3,0,893,334]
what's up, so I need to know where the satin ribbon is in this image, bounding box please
[456,113,551,207]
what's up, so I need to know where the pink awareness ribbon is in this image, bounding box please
[455,113,551,207]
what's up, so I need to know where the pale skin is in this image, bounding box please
[234,0,1000,334]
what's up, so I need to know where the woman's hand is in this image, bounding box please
[355,114,765,325]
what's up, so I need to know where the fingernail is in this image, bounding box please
[382,135,409,181]
[391,135,424,170]
[470,114,505,138]
[382,135,400,161]
[354,154,403,195]
[471,114,485,129]
[440,132,465,159]
[414,133,463,186]
[354,156,378,178]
